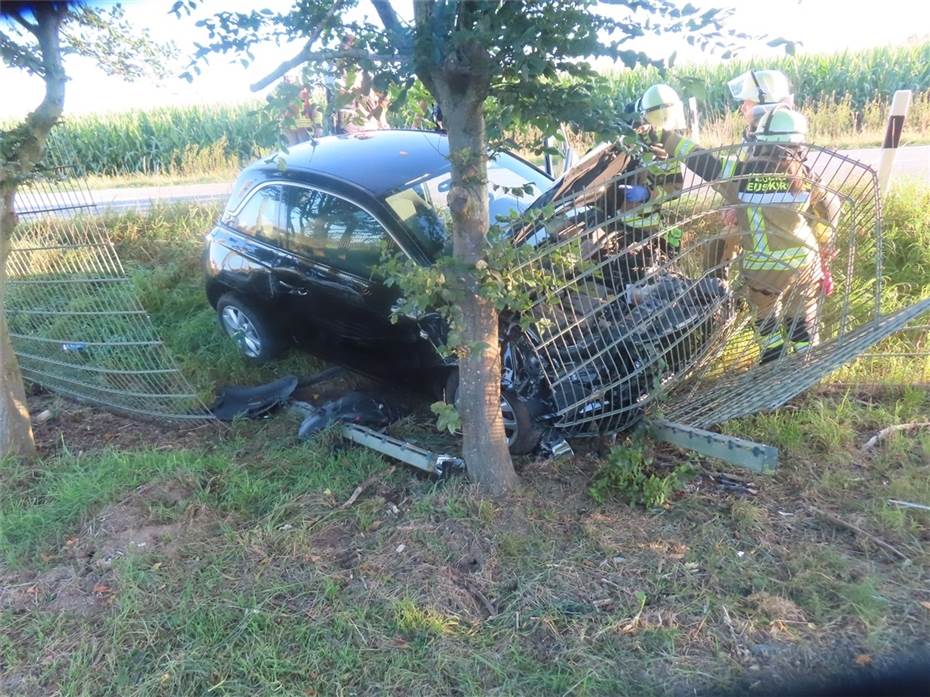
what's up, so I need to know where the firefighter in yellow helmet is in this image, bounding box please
[659,105,841,364]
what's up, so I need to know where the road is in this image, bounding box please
[840,144,930,182]
[15,145,930,218]
[86,181,232,211]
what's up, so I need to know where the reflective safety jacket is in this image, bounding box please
[663,133,841,272]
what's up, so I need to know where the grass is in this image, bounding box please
[2,188,930,694]
[1,390,928,695]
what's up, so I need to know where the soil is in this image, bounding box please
[0,480,218,619]
[28,393,223,456]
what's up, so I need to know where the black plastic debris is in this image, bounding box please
[210,375,298,421]
[297,391,403,440]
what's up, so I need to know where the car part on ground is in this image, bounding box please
[289,392,465,477]
[209,375,298,421]
[296,390,403,439]
[339,424,465,478]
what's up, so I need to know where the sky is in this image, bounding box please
[2,0,929,119]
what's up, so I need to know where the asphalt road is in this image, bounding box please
[15,145,930,217]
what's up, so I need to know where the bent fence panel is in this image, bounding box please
[509,142,930,433]
[9,164,212,422]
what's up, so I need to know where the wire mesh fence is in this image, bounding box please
[507,140,930,434]
[8,163,212,421]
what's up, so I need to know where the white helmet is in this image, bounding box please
[728,69,793,105]
[638,84,687,131]
[753,106,808,144]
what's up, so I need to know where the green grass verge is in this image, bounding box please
[2,388,928,695]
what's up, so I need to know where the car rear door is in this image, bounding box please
[211,183,292,303]
[279,184,413,343]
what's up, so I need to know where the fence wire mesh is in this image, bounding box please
[8,163,212,421]
[509,140,930,433]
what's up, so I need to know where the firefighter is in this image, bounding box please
[583,83,690,286]
[659,106,841,364]
[727,69,794,135]
[626,83,689,254]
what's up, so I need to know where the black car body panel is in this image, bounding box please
[205,130,551,355]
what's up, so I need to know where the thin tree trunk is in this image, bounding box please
[442,96,518,495]
[0,186,36,459]
[0,5,68,460]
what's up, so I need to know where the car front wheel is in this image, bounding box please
[217,293,283,361]
[444,371,542,456]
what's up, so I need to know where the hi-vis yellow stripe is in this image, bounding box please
[620,211,663,228]
[673,138,697,158]
[743,207,809,271]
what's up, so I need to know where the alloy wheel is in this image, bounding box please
[221,306,263,358]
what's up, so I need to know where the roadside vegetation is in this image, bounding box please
[12,40,930,189]
[1,182,928,694]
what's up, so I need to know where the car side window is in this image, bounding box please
[284,186,388,278]
[225,185,287,245]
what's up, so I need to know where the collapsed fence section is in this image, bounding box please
[507,141,930,433]
[8,164,211,421]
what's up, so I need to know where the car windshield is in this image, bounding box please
[383,152,552,258]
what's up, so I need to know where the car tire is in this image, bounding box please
[444,370,542,456]
[217,293,283,361]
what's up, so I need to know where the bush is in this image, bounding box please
[590,438,693,507]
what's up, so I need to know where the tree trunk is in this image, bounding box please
[441,95,518,495]
[0,5,68,460]
[0,185,36,460]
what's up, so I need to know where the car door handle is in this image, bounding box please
[278,280,309,296]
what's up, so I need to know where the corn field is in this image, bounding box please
[605,41,930,118]
[12,42,930,178]
[38,104,278,177]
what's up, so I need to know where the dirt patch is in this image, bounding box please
[1,480,217,618]
[28,393,223,456]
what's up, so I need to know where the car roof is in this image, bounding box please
[249,130,453,197]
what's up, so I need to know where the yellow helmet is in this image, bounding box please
[752,106,808,143]
[728,69,793,105]
[638,83,687,131]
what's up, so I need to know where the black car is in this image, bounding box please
[205,130,730,454]
[204,129,555,452]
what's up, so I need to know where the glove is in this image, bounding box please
[623,185,651,203]
[819,258,834,297]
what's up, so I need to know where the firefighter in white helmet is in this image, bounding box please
[659,105,841,364]
[728,69,794,134]
[613,84,688,257]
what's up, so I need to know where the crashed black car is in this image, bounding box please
[204,130,730,453]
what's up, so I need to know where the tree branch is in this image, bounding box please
[0,32,45,74]
[248,0,344,92]
[370,0,404,38]
[251,48,408,92]
[10,9,39,36]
